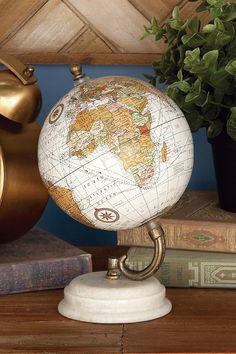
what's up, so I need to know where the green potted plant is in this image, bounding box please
[143,0,236,212]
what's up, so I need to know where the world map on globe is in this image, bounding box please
[38,76,193,231]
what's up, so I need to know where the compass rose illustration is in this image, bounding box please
[94,208,120,223]
[49,103,64,124]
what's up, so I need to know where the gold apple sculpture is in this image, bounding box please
[0,51,48,243]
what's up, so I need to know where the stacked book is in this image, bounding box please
[118,191,236,288]
[0,228,92,295]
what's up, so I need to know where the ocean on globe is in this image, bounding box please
[38,76,193,231]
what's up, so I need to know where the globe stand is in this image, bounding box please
[39,65,194,323]
[58,220,172,323]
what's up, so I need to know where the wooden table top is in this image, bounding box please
[0,247,235,353]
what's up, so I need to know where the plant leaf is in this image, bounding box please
[203,23,215,33]
[210,68,229,88]
[184,48,200,65]
[225,59,236,75]
[221,3,236,21]
[169,80,191,93]
[168,19,183,30]
[227,109,236,141]
[207,0,224,6]
[151,17,159,28]
[185,91,200,103]
[177,69,183,81]
[207,120,224,139]
[195,91,210,107]
[202,49,218,69]
[185,111,204,132]
[172,7,180,20]
[193,78,201,93]
[230,107,236,116]
[196,1,207,12]
[188,16,200,33]
[215,18,224,31]
[182,33,205,47]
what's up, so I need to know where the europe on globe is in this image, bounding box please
[38,76,193,231]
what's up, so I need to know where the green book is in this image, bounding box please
[126,247,236,288]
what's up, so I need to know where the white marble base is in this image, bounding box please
[58,271,172,323]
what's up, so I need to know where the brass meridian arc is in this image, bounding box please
[118,220,166,281]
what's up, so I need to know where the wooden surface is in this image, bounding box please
[0,246,235,353]
[0,0,216,64]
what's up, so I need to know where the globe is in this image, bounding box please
[38,75,193,232]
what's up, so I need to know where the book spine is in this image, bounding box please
[117,219,236,253]
[0,254,92,295]
[126,248,236,288]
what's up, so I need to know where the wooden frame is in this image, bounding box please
[0,0,213,64]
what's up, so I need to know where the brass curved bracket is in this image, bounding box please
[0,50,37,85]
[118,219,166,281]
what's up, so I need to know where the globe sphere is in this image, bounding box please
[38,76,193,231]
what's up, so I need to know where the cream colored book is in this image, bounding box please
[118,191,236,253]
[126,247,236,288]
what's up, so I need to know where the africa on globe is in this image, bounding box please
[38,76,193,231]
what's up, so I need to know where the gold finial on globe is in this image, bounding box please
[69,64,84,81]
